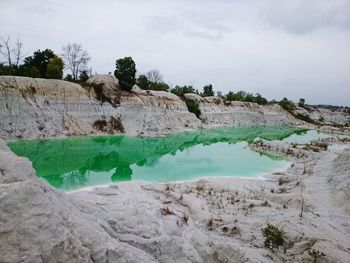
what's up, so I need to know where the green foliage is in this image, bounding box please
[137,74,169,91]
[0,63,15,75]
[224,91,268,105]
[185,99,201,119]
[298,98,305,107]
[278,177,286,185]
[24,66,40,78]
[308,249,326,263]
[262,224,285,249]
[170,85,198,97]
[23,49,55,78]
[64,74,74,81]
[46,56,64,79]
[279,97,296,112]
[149,82,169,91]
[136,74,150,89]
[202,84,214,97]
[114,57,136,91]
[79,70,89,82]
[294,113,315,124]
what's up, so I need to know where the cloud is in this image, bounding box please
[0,0,349,105]
[261,0,350,34]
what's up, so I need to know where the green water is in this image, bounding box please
[8,125,329,191]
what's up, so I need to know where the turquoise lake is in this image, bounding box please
[8,126,331,190]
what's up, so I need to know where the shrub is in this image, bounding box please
[170,85,198,97]
[278,177,286,185]
[224,91,268,105]
[79,70,89,82]
[185,98,201,118]
[109,117,124,133]
[93,119,107,131]
[294,113,315,124]
[46,56,64,79]
[201,84,214,97]
[279,97,296,112]
[308,249,326,263]
[262,224,285,249]
[136,74,150,89]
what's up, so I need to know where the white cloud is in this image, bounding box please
[0,0,349,105]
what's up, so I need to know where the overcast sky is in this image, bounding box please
[1,0,349,106]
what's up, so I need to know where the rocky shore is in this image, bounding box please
[1,132,350,262]
[1,76,350,262]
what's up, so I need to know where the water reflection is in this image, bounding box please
[8,125,310,190]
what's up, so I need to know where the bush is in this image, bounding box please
[79,70,89,82]
[185,98,201,118]
[114,57,136,91]
[278,177,286,185]
[294,113,315,124]
[308,249,325,263]
[201,84,214,97]
[46,56,64,79]
[279,97,296,112]
[224,91,268,105]
[136,74,150,89]
[262,224,285,249]
[171,85,198,97]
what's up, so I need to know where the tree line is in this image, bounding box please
[1,36,308,107]
[0,36,90,82]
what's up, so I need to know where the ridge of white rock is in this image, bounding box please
[184,93,301,127]
[0,75,201,139]
[1,75,348,140]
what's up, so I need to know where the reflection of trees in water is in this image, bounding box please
[42,169,89,190]
[63,169,89,189]
[111,165,132,182]
[9,125,307,189]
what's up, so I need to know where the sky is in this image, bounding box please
[0,0,349,106]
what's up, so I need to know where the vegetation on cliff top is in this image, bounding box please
[1,36,347,119]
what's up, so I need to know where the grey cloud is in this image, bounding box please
[0,0,349,106]
[183,30,223,41]
[261,0,350,34]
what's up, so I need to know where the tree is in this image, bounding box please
[46,55,64,79]
[170,85,197,97]
[279,97,296,112]
[146,70,163,83]
[79,70,90,82]
[202,84,214,97]
[62,43,90,80]
[114,57,136,91]
[64,74,74,81]
[136,74,150,89]
[23,49,55,78]
[0,36,25,67]
[298,98,305,107]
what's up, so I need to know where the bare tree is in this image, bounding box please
[146,70,163,83]
[0,36,25,66]
[61,43,90,80]
[14,38,25,66]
